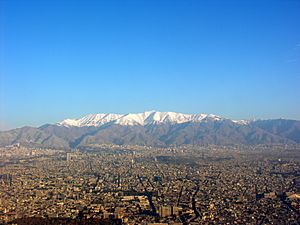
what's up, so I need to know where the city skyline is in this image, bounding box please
[1,0,300,130]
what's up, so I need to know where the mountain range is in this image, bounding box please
[1,111,300,149]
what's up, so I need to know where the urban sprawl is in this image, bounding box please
[1,144,300,224]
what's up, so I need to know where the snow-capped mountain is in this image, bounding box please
[1,112,300,149]
[58,113,123,127]
[57,110,246,127]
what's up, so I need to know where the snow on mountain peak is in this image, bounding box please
[58,113,123,127]
[57,111,247,127]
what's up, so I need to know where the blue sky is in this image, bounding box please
[0,0,300,130]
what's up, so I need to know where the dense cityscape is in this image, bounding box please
[2,0,300,224]
[1,144,300,224]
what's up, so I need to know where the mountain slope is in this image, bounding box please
[0,111,299,149]
[251,119,300,143]
[0,126,69,149]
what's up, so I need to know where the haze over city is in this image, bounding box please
[1,0,300,130]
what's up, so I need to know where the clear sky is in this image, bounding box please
[0,0,300,130]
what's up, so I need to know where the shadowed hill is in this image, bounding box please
[0,118,299,149]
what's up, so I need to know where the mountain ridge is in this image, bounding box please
[57,111,247,127]
[1,111,300,149]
